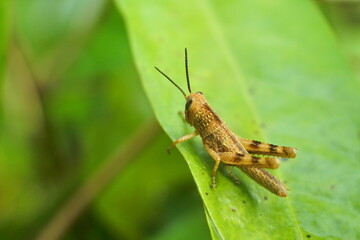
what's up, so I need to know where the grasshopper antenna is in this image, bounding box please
[185,48,192,93]
[155,66,187,99]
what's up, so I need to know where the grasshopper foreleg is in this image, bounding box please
[168,131,198,153]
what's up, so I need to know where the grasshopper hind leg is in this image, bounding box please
[238,137,297,158]
[224,165,240,185]
[204,145,281,188]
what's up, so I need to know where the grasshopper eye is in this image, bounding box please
[185,98,193,110]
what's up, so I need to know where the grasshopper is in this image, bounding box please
[155,49,297,197]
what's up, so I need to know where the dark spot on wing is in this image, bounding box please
[204,134,229,152]
[252,156,260,163]
[232,153,245,163]
[269,144,278,152]
[216,138,229,152]
[236,152,244,157]
[250,140,261,149]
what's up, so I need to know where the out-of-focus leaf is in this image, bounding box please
[1,0,209,239]
[53,7,207,239]
[320,2,360,82]
[0,0,10,233]
[150,206,210,240]
[0,0,8,117]
[116,0,360,239]
[95,132,200,239]
[15,0,107,81]
[52,6,152,175]
[0,0,7,80]
[0,0,108,237]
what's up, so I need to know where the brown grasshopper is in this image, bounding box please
[155,49,297,197]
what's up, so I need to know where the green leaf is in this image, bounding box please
[150,205,211,240]
[0,0,7,79]
[321,3,360,83]
[116,0,360,239]
[0,0,113,236]
[15,0,107,80]
[1,1,209,238]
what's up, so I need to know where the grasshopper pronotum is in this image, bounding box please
[155,49,297,197]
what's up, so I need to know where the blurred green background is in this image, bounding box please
[0,1,359,240]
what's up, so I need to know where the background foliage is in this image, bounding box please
[0,0,359,239]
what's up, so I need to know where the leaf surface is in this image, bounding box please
[117,0,360,239]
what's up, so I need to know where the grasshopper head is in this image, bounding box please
[155,49,206,126]
[185,91,206,125]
